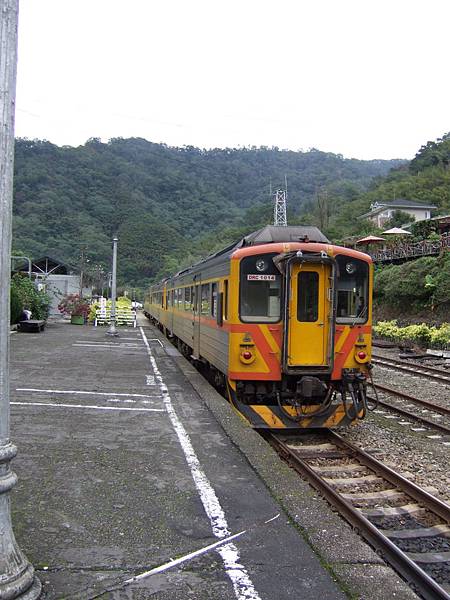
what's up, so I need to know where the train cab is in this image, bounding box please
[226,228,373,429]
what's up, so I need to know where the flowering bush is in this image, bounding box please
[88,297,133,322]
[58,294,91,317]
[373,320,450,350]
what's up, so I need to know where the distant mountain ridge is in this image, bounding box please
[12,137,404,288]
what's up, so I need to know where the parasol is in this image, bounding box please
[382,227,412,235]
[355,235,386,244]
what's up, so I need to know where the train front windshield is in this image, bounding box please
[240,254,281,322]
[336,255,369,324]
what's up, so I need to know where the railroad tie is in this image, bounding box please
[359,503,426,518]
[380,524,450,539]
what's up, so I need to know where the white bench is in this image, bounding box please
[94,308,136,327]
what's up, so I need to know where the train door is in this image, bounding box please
[192,281,201,359]
[167,288,174,334]
[287,263,330,366]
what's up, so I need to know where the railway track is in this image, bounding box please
[370,383,450,437]
[265,430,450,600]
[372,354,450,385]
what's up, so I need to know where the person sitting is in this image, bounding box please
[20,308,32,320]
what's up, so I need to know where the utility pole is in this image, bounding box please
[79,246,87,297]
[107,237,119,336]
[0,2,41,597]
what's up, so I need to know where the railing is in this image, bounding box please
[369,232,450,263]
[94,308,136,327]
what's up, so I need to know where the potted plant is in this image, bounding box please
[58,293,91,325]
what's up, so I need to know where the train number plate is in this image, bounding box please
[247,274,276,281]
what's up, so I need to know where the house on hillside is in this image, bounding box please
[12,256,91,316]
[358,199,436,228]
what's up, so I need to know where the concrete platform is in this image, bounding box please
[8,317,419,599]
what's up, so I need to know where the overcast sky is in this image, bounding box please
[15,0,449,160]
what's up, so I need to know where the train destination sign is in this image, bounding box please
[247,274,276,281]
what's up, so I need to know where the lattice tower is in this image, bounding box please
[273,190,287,226]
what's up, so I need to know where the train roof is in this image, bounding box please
[241,225,330,245]
[162,225,330,282]
[149,225,371,288]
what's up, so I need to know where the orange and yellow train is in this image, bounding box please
[144,225,373,429]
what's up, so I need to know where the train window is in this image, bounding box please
[211,283,217,317]
[224,280,228,320]
[297,272,319,322]
[335,256,369,324]
[201,284,210,315]
[184,287,191,310]
[240,254,281,323]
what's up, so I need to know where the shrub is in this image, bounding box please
[88,297,134,323]
[58,294,90,317]
[373,320,450,349]
[430,324,450,347]
[10,285,22,324]
[10,274,50,320]
[374,255,450,310]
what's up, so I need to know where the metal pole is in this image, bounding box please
[107,237,119,336]
[79,248,84,298]
[0,2,41,597]
[11,255,31,278]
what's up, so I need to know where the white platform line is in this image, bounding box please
[139,326,261,600]
[147,337,164,347]
[12,401,164,412]
[124,514,279,585]
[75,339,142,343]
[16,388,153,398]
[73,344,141,349]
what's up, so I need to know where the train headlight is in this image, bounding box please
[345,262,356,275]
[240,349,256,364]
[355,349,369,363]
[256,259,268,272]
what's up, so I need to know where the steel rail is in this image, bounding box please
[328,430,450,520]
[374,354,450,378]
[266,430,450,600]
[372,354,450,376]
[372,356,450,385]
[369,396,450,435]
[373,383,450,417]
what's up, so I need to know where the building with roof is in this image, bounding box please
[12,256,91,316]
[358,199,437,228]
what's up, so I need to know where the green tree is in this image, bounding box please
[10,274,50,320]
[384,209,415,228]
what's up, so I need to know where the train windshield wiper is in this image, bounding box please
[351,305,367,327]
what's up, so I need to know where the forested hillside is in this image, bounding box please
[325,133,450,241]
[12,137,403,289]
